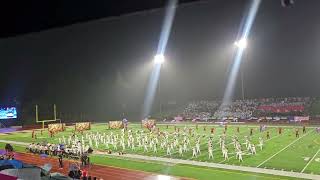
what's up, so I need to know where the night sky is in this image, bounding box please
[1,0,320,120]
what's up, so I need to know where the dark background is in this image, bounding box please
[0,0,320,122]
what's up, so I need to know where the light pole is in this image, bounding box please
[234,38,247,100]
[159,74,162,115]
[154,54,165,115]
[241,64,244,101]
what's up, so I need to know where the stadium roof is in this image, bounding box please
[0,0,199,39]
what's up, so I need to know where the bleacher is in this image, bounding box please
[167,97,317,123]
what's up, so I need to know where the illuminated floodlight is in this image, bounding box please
[234,38,247,49]
[142,0,177,119]
[221,0,261,105]
[154,54,165,65]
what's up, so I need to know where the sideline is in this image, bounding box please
[0,140,29,146]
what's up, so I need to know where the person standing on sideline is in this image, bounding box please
[58,151,63,169]
[295,129,299,138]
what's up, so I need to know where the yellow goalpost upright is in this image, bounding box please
[35,104,60,129]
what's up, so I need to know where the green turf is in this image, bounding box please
[91,155,300,180]
[0,123,319,179]
[0,142,299,180]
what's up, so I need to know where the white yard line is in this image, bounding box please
[265,134,279,142]
[0,140,29,146]
[218,156,235,163]
[301,148,320,173]
[256,131,312,168]
[105,153,320,180]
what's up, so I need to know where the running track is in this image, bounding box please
[12,152,188,180]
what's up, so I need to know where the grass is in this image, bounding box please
[0,142,298,180]
[0,123,319,179]
[91,155,300,180]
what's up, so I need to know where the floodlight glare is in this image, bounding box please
[142,0,176,119]
[154,54,165,65]
[234,38,248,49]
[222,0,261,105]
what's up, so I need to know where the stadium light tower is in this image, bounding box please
[222,0,260,106]
[142,0,177,119]
[234,38,248,101]
[153,54,165,115]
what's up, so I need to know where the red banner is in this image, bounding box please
[257,105,304,113]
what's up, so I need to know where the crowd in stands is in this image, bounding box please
[182,100,219,119]
[178,97,313,120]
[214,99,258,119]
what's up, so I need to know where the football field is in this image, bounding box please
[1,123,320,179]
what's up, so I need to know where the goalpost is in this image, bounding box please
[35,104,61,129]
